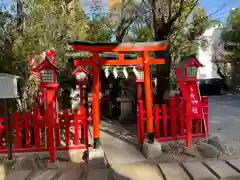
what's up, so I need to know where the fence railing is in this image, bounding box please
[137,96,209,144]
[0,106,88,156]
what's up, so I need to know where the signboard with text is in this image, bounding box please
[190,82,203,119]
[178,81,203,119]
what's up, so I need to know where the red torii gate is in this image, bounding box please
[68,40,168,148]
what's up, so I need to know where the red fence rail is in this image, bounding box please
[137,96,209,144]
[0,107,88,157]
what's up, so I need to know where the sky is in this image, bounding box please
[199,0,240,22]
[1,0,240,23]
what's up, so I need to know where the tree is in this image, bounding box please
[112,0,213,103]
[221,8,240,87]
[3,0,89,110]
[221,8,240,65]
[86,15,114,42]
[132,6,211,89]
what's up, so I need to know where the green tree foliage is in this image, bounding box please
[221,8,240,59]
[133,6,211,64]
[132,6,211,89]
[86,15,114,42]
[12,0,88,67]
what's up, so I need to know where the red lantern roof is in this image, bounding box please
[72,66,90,76]
[31,56,61,73]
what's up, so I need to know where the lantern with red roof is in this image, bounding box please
[175,54,203,82]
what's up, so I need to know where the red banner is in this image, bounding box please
[178,81,203,119]
[189,82,203,119]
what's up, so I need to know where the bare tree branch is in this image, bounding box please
[167,0,184,28]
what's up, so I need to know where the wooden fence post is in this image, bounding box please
[14,112,21,149]
[137,100,144,144]
[169,97,177,138]
[154,104,161,139]
[202,96,209,136]
[33,107,41,148]
[23,112,31,148]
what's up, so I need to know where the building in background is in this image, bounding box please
[197,25,225,80]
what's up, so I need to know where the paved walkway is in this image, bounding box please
[3,159,240,180]
[99,120,146,165]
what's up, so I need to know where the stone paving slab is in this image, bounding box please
[182,161,218,180]
[204,160,240,180]
[226,159,240,173]
[58,165,84,180]
[5,170,31,180]
[96,122,146,166]
[86,168,110,180]
[112,162,164,180]
[29,170,57,180]
[159,163,190,180]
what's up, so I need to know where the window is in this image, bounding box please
[187,66,197,77]
[42,70,53,82]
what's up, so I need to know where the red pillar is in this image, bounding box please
[137,84,143,100]
[185,85,192,148]
[46,89,56,162]
[92,55,100,148]
[143,51,154,143]
[80,86,85,143]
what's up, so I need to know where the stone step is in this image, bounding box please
[158,163,190,180]
[204,160,240,180]
[58,165,84,180]
[86,168,110,180]
[4,170,31,180]
[182,161,218,180]
[28,170,57,180]
[112,162,164,180]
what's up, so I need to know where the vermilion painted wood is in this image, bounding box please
[154,104,161,139]
[83,108,88,146]
[14,112,21,149]
[33,107,41,148]
[137,96,209,143]
[64,110,70,147]
[202,96,209,137]
[169,97,177,138]
[137,100,144,144]
[162,104,169,138]
[155,134,206,142]
[179,102,185,136]
[0,145,87,153]
[0,117,4,148]
[55,119,60,147]
[71,44,168,52]
[23,112,31,148]
[74,111,79,145]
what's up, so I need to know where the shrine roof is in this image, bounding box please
[175,54,203,68]
[68,40,167,48]
[31,57,61,72]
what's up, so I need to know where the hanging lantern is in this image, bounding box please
[123,67,128,79]
[104,67,110,78]
[113,68,118,79]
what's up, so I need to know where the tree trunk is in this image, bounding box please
[154,30,171,105]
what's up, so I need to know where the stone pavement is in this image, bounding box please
[3,159,240,180]
[98,120,146,166]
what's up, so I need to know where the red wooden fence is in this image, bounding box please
[137,96,209,144]
[0,106,88,158]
